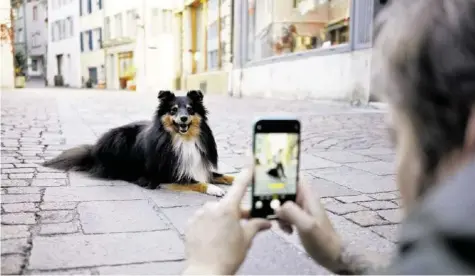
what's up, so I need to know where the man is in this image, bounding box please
[182,0,475,274]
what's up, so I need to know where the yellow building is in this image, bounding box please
[173,0,233,94]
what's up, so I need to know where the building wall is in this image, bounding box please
[80,0,104,86]
[233,48,371,101]
[0,0,15,88]
[25,0,48,78]
[47,0,81,87]
[13,2,27,57]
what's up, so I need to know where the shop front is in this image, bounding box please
[231,0,377,103]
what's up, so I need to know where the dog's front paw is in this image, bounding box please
[206,184,226,197]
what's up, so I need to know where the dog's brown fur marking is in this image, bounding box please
[213,175,235,185]
[162,183,208,194]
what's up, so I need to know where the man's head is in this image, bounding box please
[373,0,475,209]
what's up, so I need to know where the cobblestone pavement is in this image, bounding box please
[1,89,400,275]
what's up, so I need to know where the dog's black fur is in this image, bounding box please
[42,90,224,190]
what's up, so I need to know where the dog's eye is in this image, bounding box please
[186,106,193,113]
[171,107,178,113]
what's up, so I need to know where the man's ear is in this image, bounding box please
[464,107,475,153]
[158,90,175,101]
[187,90,204,102]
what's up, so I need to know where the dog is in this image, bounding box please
[42,90,234,197]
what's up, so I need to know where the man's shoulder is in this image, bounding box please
[385,160,475,274]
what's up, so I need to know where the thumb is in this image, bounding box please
[276,201,316,233]
[243,218,272,243]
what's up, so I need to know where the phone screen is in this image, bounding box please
[254,132,299,196]
[251,119,300,219]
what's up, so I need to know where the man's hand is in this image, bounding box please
[183,168,272,275]
[275,178,343,273]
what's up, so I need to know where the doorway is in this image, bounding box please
[88,67,98,85]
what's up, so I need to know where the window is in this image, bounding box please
[151,9,160,37]
[87,0,92,13]
[104,17,110,39]
[246,0,352,61]
[32,6,37,21]
[88,30,93,50]
[17,28,23,43]
[126,10,137,37]
[79,0,82,16]
[207,50,219,69]
[68,17,73,36]
[80,32,84,51]
[114,13,123,37]
[98,0,102,10]
[96,28,102,49]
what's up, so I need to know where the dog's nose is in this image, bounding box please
[180,116,188,123]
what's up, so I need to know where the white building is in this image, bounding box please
[79,0,104,87]
[47,0,81,87]
[0,0,15,89]
[103,0,176,92]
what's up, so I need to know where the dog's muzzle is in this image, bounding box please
[173,116,191,134]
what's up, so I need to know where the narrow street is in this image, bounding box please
[1,89,399,275]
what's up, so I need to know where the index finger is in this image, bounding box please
[221,166,253,206]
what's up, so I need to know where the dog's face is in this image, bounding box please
[157,90,208,138]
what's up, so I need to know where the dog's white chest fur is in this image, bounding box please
[172,137,210,183]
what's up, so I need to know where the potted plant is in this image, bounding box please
[14,52,26,88]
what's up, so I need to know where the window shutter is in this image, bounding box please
[80,32,84,52]
[88,30,93,50]
[79,0,82,16]
[87,0,92,13]
[98,0,102,10]
[352,0,374,50]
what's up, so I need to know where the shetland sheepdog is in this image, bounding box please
[42,90,234,196]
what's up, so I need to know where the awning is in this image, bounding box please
[325,18,349,32]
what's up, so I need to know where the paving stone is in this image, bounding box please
[369,154,395,162]
[311,166,396,193]
[15,163,39,168]
[78,200,167,234]
[39,210,75,224]
[68,173,124,186]
[392,198,403,207]
[2,194,41,203]
[2,168,36,174]
[6,187,41,194]
[344,211,391,227]
[2,174,8,180]
[1,254,25,275]
[2,203,38,213]
[1,164,15,169]
[9,173,34,179]
[300,153,341,170]
[217,161,238,174]
[371,224,400,243]
[359,200,399,210]
[146,189,218,208]
[369,191,400,200]
[306,176,360,197]
[25,268,93,275]
[239,230,329,275]
[43,186,146,202]
[1,238,30,255]
[36,166,61,173]
[40,222,79,235]
[313,151,376,163]
[0,180,29,187]
[97,261,186,275]
[378,209,402,224]
[2,213,36,225]
[324,201,368,215]
[1,225,31,240]
[351,148,394,156]
[40,202,77,210]
[161,206,197,235]
[335,194,373,203]
[35,173,68,179]
[346,161,395,176]
[31,179,67,186]
[28,231,185,270]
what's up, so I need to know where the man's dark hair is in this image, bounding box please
[373,0,475,194]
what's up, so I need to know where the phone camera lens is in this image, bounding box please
[257,125,262,130]
[294,125,299,130]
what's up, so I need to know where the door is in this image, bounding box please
[88,67,98,84]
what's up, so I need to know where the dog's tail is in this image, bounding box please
[42,145,94,171]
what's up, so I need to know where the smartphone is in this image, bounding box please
[250,118,301,219]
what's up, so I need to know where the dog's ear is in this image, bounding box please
[158,90,175,101]
[187,90,204,102]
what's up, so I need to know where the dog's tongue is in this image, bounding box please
[179,124,189,133]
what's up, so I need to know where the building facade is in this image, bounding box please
[0,0,15,88]
[173,0,234,94]
[231,0,383,103]
[25,0,48,79]
[12,0,27,74]
[103,0,138,90]
[79,0,104,87]
[47,0,81,87]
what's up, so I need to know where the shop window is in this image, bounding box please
[246,0,352,61]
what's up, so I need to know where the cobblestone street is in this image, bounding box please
[1,89,400,275]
